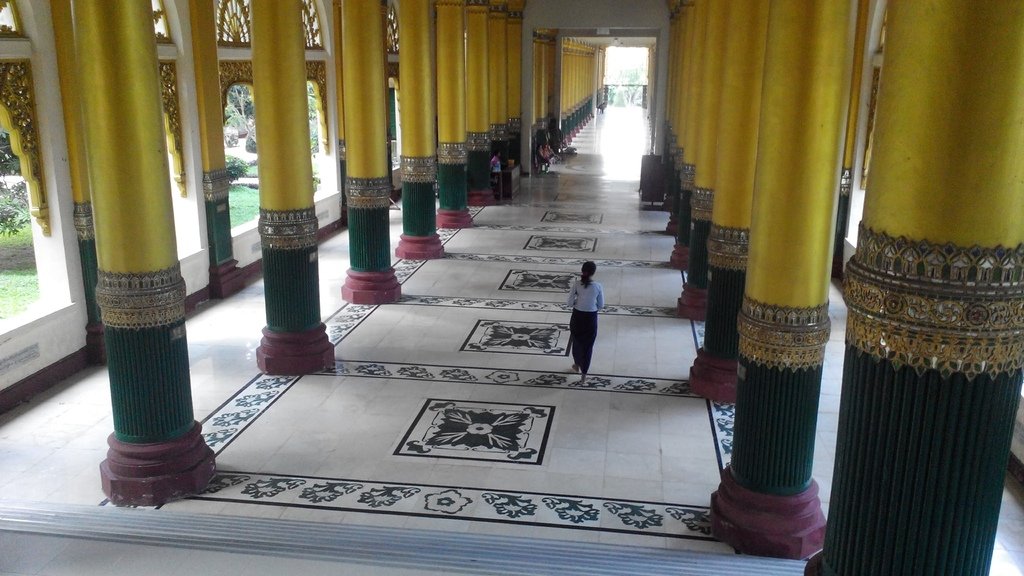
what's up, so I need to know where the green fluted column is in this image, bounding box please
[810,2,1024,574]
[340,0,401,304]
[76,0,213,507]
[74,203,105,364]
[710,0,851,559]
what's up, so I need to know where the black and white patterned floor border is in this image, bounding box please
[317,360,693,397]
[180,471,715,542]
[473,224,660,236]
[444,252,673,268]
[395,294,678,318]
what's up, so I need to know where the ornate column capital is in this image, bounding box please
[438,142,468,165]
[202,168,232,203]
[401,156,437,183]
[259,207,318,250]
[691,187,714,221]
[707,224,750,271]
[346,176,392,209]
[845,225,1024,379]
[738,297,831,371]
[95,264,187,329]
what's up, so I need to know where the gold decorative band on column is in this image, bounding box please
[202,168,231,203]
[438,142,468,165]
[844,225,1024,379]
[346,176,392,209]
[691,187,714,222]
[466,0,488,5]
[707,224,750,271]
[682,163,696,189]
[839,167,852,197]
[259,207,318,250]
[507,10,523,18]
[489,3,507,13]
[738,296,831,371]
[674,149,684,171]
[402,156,437,183]
[95,264,187,329]
[490,123,509,141]
[74,202,94,241]
[338,139,347,161]
[507,117,521,133]
[467,131,491,152]
[436,0,465,6]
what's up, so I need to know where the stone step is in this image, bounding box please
[0,501,805,575]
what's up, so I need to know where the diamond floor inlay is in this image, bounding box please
[542,211,603,224]
[500,269,577,292]
[394,399,555,464]
[524,235,598,252]
[460,319,572,356]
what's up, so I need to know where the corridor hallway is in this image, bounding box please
[1,108,1023,575]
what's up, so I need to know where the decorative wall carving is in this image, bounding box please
[0,60,47,234]
[159,61,187,197]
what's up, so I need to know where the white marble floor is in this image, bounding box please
[2,106,1024,575]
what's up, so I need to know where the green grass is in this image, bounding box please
[245,164,258,177]
[229,185,260,228]
[0,227,37,318]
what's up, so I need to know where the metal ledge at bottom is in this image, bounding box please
[0,501,805,575]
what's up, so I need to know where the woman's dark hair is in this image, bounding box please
[580,261,596,287]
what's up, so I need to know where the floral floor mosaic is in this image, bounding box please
[524,235,598,252]
[161,204,735,545]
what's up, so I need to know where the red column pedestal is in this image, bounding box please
[100,422,216,507]
[86,322,106,365]
[677,283,707,320]
[396,234,445,260]
[257,323,334,375]
[669,243,689,270]
[711,466,826,559]
[437,208,473,228]
[665,214,678,236]
[689,348,737,403]
[342,268,401,304]
[208,259,247,299]
[467,189,496,206]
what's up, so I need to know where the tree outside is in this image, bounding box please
[0,129,39,320]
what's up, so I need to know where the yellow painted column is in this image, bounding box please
[435,0,472,227]
[251,0,334,373]
[668,0,696,268]
[506,1,523,164]
[190,0,244,297]
[545,33,556,123]
[340,0,403,303]
[487,1,508,160]
[395,0,444,258]
[678,0,728,321]
[533,35,544,128]
[814,3,1024,573]
[831,0,870,278]
[75,0,214,505]
[465,0,493,201]
[51,0,104,361]
[333,0,348,206]
[710,0,853,557]
[680,0,707,197]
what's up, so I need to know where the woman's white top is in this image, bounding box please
[567,280,604,312]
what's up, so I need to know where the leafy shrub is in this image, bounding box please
[0,180,29,236]
[224,155,249,183]
[245,132,257,154]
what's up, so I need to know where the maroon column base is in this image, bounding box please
[209,259,246,299]
[804,554,824,575]
[85,322,106,365]
[342,268,401,305]
[396,234,445,260]
[677,283,707,320]
[669,243,689,270]
[100,422,216,507]
[437,208,473,229]
[689,347,737,403]
[257,323,334,375]
[665,215,678,236]
[711,466,825,559]
[467,189,496,206]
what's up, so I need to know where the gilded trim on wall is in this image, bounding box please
[153,0,173,44]
[216,0,251,47]
[0,60,48,235]
[302,0,325,49]
[159,61,187,197]
[0,0,22,37]
[386,2,399,54]
[306,60,330,153]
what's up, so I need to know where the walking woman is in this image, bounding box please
[566,261,604,383]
